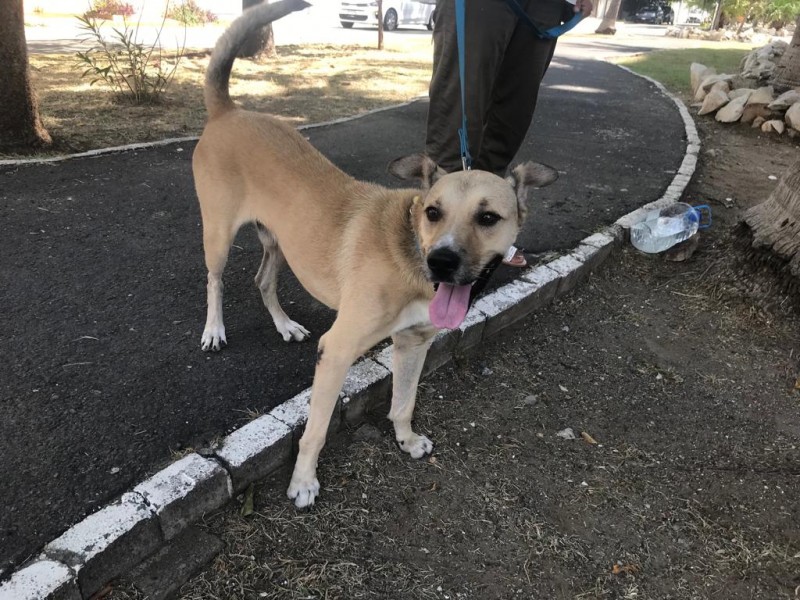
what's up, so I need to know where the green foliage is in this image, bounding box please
[166,0,218,25]
[682,0,798,24]
[74,12,185,105]
[616,47,749,94]
[83,0,135,20]
[765,0,800,22]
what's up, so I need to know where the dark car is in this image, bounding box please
[632,5,665,23]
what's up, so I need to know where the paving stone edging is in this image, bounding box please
[0,66,698,599]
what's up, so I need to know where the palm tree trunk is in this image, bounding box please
[741,159,800,283]
[770,14,800,91]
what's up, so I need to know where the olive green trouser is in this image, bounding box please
[426,0,568,175]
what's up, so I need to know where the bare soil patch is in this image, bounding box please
[102,99,800,599]
[20,42,432,157]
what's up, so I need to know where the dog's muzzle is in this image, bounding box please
[426,247,462,282]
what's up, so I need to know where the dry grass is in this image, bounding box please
[20,40,433,158]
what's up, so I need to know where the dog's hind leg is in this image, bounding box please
[388,326,436,458]
[201,222,235,351]
[254,223,310,342]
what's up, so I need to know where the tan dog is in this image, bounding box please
[193,0,559,508]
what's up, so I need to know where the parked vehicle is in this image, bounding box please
[686,8,707,23]
[632,5,665,23]
[339,0,435,31]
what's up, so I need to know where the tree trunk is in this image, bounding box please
[741,159,800,284]
[595,0,622,34]
[710,0,722,29]
[238,0,277,60]
[0,0,52,153]
[377,0,384,50]
[770,14,800,91]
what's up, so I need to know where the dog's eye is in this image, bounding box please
[477,212,502,227]
[425,206,442,222]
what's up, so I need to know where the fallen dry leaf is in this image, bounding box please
[612,563,640,575]
[581,431,598,445]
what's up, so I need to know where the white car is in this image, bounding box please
[339,0,436,31]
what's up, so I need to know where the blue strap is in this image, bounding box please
[455,0,472,170]
[503,0,584,39]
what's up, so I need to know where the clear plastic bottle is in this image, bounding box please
[630,203,711,254]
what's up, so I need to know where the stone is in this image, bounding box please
[702,74,734,91]
[768,89,800,110]
[44,493,161,599]
[544,254,587,297]
[739,41,788,83]
[339,358,392,425]
[746,85,774,105]
[694,74,731,101]
[214,414,292,493]
[0,560,80,600]
[785,103,800,131]
[728,88,753,101]
[471,267,562,338]
[715,94,748,123]
[690,63,715,95]
[710,81,730,96]
[698,89,729,115]
[126,526,223,600]
[133,453,232,540]
[752,116,766,128]
[740,103,773,125]
[761,120,785,134]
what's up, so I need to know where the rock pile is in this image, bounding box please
[667,24,793,44]
[690,44,800,137]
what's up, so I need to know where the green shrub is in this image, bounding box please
[83,0,135,20]
[167,0,217,25]
[75,13,185,105]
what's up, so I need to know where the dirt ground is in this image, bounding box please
[108,116,800,599]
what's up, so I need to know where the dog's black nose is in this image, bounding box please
[427,248,461,280]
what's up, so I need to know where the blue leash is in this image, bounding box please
[455,0,472,170]
[503,0,584,40]
[454,0,584,170]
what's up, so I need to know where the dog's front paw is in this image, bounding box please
[276,318,311,343]
[398,433,434,459]
[201,326,227,351]
[287,475,320,509]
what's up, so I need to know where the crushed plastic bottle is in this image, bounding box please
[630,202,711,254]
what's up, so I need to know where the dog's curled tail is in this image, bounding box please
[204,0,311,119]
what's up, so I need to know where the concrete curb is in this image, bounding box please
[0,98,426,168]
[0,64,698,599]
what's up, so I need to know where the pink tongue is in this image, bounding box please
[429,283,472,329]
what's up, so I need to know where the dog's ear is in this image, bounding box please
[387,154,447,189]
[506,162,559,224]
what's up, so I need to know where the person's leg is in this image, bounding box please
[474,1,559,175]
[426,0,516,173]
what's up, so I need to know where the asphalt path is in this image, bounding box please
[0,52,684,574]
